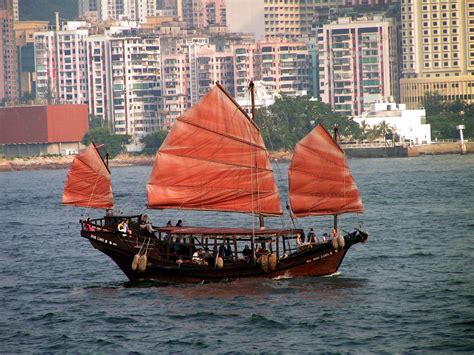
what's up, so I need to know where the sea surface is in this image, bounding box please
[1,155,473,353]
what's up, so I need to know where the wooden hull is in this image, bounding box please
[83,230,367,283]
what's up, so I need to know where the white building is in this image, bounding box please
[34,23,90,104]
[81,0,158,22]
[354,101,431,145]
[85,35,114,127]
[109,33,162,138]
[235,81,277,115]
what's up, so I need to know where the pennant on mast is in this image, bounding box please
[288,124,364,217]
[147,85,282,216]
[62,143,114,209]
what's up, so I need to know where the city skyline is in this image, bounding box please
[1,0,472,143]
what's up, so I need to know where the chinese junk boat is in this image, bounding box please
[62,83,368,283]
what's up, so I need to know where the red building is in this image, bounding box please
[0,104,88,156]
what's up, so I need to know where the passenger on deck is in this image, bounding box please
[224,244,233,260]
[242,245,252,263]
[256,246,269,258]
[84,218,95,232]
[218,243,227,257]
[296,233,303,246]
[307,228,318,244]
[322,233,329,242]
[202,247,213,265]
[139,214,156,235]
[117,219,132,236]
[176,219,183,227]
[192,249,204,265]
[166,220,172,227]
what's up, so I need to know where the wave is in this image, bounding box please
[323,271,341,277]
[243,314,288,329]
[168,311,240,321]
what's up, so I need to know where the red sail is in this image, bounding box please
[62,144,114,209]
[147,85,282,216]
[289,124,364,217]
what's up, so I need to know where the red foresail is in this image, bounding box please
[62,143,114,209]
[147,85,282,216]
[288,124,363,217]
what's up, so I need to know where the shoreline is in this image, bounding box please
[0,142,470,172]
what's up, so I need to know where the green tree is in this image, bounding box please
[140,130,168,154]
[20,91,35,103]
[378,120,393,143]
[258,95,360,150]
[368,125,381,141]
[357,120,370,141]
[82,128,127,159]
[88,114,107,129]
[422,92,472,139]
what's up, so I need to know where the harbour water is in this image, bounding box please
[1,155,473,352]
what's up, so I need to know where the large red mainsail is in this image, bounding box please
[288,124,363,217]
[62,143,114,209]
[147,85,282,216]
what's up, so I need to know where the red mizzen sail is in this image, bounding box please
[62,143,114,209]
[147,85,282,216]
[288,124,363,217]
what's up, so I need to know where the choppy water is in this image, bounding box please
[1,155,473,352]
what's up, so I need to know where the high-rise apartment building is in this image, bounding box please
[257,39,310,96]
[11,0,17,20]
[400,0,474,108]
[182,0,226,29]
[318,16,399,117]
[263,0,401,41]
[79,0,98,15]
[85,35,114,127]
[264,0,343,40]
[0,0,19,101]
[86,0,157,22]
[14,21,49,97]
[109,34,162,137]
[34,23,89,104]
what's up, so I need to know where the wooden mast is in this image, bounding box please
[333,124,339,235]
[249,81,265,230]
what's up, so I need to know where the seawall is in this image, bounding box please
[0,142,471,172]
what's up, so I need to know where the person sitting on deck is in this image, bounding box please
[307,228,318,244]
[322,233,329,242]
[166,220,172,227]
[84,218,95,232]
[176,219,183,227]
[218,243,227,258]
[255,246,269,258]
[242,245,252,263]
[139,214,156,235]
[117,219,132,236]
[192,249,205,265]
[296,233,303,247]
[224,244,233,260]
[202,247,213,265]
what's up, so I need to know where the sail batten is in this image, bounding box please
[289,124,364,217]
[147,85,282,216]
[62,143,114,209]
